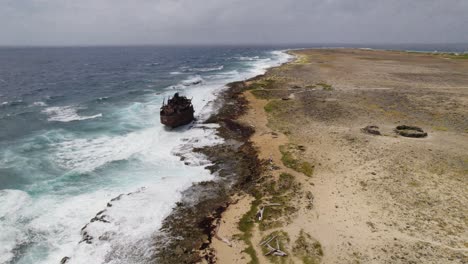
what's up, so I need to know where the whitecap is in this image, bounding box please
[237,56,260,61]
[96,97,110,102]
[32,101,47,107]
[42,106,102,122]
[181,75,204,86]
[169,71,183,75]
[189,65,224,72]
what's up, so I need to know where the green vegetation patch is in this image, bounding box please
[432,126,448,131]
[251,89,273,99]
[293,55,310,64]
[248,78,277,90]
[442,53,468,60]
[406,51,468,60]
[316,82,333,91]
[258,172,301,231]
[292,230,323,264]
[264,100,291,113]
[238,192,262,264]
[279,144,315,177]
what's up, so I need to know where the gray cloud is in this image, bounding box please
[1,0,467,45]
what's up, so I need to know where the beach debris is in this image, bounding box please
[160,92,195,128]
[394,125,428,138]
[361,125,381,135]
[264,238,288,257]
[256,203,282,221]
[256,206,265,221]
[260,235,277,246]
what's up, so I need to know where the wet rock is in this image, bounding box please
[110,194,124,202]
[60,257,70,264]
[80,231,93,244]
[361,125,381,135]
[395,125,427,138]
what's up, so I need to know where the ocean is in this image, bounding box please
[1,44,466,264]
[0,46,292,264]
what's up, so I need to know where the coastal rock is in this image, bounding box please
[395,125,427,138]
[60,257,70,264]
[361,125,381,135]
[78,189,143,245]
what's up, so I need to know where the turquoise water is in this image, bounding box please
[0,47,292,264]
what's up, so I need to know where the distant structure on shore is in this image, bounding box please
[160,92,194,128]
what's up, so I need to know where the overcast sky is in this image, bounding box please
[1,0,467,46]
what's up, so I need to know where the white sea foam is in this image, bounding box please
[43,106,102,122]
[237,56,260,61]
[0,190,32,264]
[189,65,224,72]
[181,75,204,86]
[166,75,206,90]
[245,50,293,77]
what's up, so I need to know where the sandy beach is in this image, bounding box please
[211,49,468,264]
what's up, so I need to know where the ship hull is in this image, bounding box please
[160,109,194,128]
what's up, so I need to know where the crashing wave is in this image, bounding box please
[167,76,205,90]
[0,190,32,264]
[181,76,204,86]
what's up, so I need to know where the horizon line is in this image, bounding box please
[1,42,467,49]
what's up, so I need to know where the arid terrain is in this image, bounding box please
[211,49,468,264]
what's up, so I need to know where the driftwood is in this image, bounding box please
[259,235,277,246]
[264,240,287,256]
[256,203,281,221]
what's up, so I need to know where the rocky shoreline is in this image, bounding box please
[151,76,267,263]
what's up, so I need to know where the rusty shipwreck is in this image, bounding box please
[160,92,195,128]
